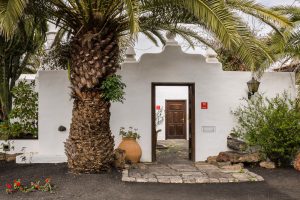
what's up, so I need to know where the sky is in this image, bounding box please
[134,0,299,58]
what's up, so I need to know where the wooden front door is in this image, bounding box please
[165,100,187,139]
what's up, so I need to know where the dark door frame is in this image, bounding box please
[151,82,196,162]
[165,99,187,140]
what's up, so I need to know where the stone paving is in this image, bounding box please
[122,140,264,184]
[122,162,264,184]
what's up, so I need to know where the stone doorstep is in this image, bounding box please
[140,173,156,179]
[175,168,198,172]
[220,164,243,173]
[130,172,142,178]
[136,178,148,183]
[195,177,209,183]
[170,177,183,184]
[219,178,229,183]
[122,163,265,184]
[232,173,252,182]
[209,178,220,183]
[181,171,205,176]
[168,164,198,172]
[148,178,158,183]
[195,164,219,170]
[122,174,263,184]
[156,176,183,184]
[121,176,136,182]
[228,178,238,183]
[150,171,178,176]
[122,169,129,176]
[183,178,196,183]
[157,176,171,183]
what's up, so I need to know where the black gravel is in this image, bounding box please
[0,162,299,200]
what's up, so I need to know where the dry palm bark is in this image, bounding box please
[65,28,119,173]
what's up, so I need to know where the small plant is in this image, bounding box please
[101,75,126,103]
[5,178,53,194]
[232,92,300,166]
[119,127,141,139]
[155,107,164,127]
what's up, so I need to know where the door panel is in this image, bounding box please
[166,100,187,139]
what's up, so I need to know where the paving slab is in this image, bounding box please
[122,140,264,184]
[122,162,264,184]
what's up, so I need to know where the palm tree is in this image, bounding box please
[270,5,300,61]
[267,4,300,90]
[0,0,292,173]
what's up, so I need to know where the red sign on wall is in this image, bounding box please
[155,105,161,110]
[201,102,208,109]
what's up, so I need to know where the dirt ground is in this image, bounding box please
[0,162,299,200]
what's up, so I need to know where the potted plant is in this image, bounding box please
[118,127,142,163]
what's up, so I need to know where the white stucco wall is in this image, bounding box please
[155,86,189,140]
[0,140,39,154]
[31,43,296,163]
[38,71,72,157]
[111,45,296,162]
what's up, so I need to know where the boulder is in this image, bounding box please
[217,161,231,167]
[113,148,126,169]
[216,151,261,163]
[294,152,300,171]
[206,156,218,165]
[227,136,247,151]
[260,161,276,169]
[238,152,261,163]
[216,151,241,162]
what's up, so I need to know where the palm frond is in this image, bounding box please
[227,0,293,32]
[0,0,27,38]
[124,0,140,34]
[272,5,300,22]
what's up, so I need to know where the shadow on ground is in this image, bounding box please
[0,162,299,200]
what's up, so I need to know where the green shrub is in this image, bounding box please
[0,81,38,139]
[100,75,126,103]
[232,92,300,166]
[119,127,141,139]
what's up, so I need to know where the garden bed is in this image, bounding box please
[0,162,299,200]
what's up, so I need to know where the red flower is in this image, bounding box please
[15,182,21,187]
[45,178,50,183]
[6,184,12,189]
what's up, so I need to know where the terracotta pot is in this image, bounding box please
[118,137,142,163]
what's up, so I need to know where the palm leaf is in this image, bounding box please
[124,0,140,34]
[0,0,27,39]
[227,0,293,31]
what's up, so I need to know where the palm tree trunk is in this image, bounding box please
[65,94,114,173]
[65,30,119,173]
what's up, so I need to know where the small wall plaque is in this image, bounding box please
[201,126,216,133]
[201,102,208,109]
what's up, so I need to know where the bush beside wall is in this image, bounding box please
[232,93,300,166]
